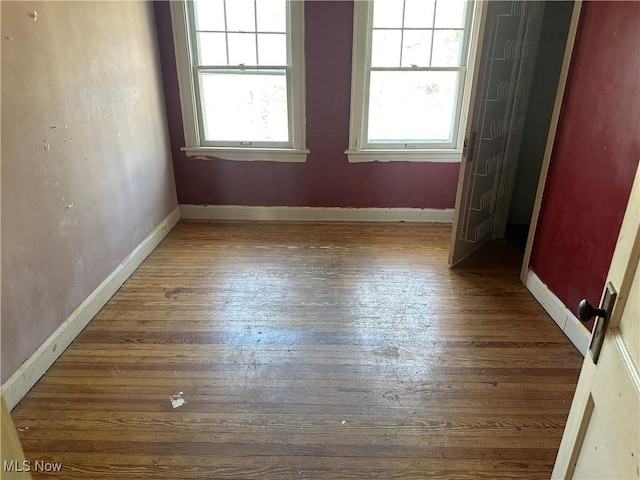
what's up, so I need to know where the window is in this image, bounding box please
[347,0,476,162]
[170,0,308,162]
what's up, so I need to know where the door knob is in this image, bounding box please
[578,299,607,323]
[579,284,617,364]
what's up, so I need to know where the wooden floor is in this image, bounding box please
[11,221,583,479]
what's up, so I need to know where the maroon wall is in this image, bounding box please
[153,1,459,208]
[530,1,640,328]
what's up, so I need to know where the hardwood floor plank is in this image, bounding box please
[12,411,571,433]
[10,221,582,478]
[13,454,556,480]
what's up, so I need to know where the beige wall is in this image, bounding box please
[1,2,178,382]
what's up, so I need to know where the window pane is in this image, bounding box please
[404,0,435,28]
[371,30,401,67]
[434,0,467,28]
[431,30,463,66]
[197,33,227,65]
[226,0,256,31]
[228,33,257,65]
[256,0,286,32]
[368,71,458,142]
[258,34,287,65]
[200,71,289,142]
[194,0,225,31]
[372,0,404,28]
[401,30,432,67]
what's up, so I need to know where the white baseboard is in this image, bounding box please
[563,313,591,357]
[525,270,569,331]
[179,204,454,223]
[1,206,181,410]
[525,270,590,356]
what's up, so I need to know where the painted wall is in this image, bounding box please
[154,1,460,209]
[1,2,178,382]
[530,1,640,329]
[508,1,573,226]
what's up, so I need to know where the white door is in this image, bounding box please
[449,0,544,265]
[552,162,640,479]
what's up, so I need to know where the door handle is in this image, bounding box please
[578,282,617,364]
[577,299,607,323]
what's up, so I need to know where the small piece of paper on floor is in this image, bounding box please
[170,391,187,409]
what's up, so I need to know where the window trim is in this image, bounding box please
[170,0,308,162]
[346,0,479,163]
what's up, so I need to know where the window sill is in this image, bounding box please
[182,147,309,163]
[345,149,463,163]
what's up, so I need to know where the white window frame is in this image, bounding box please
[170,0,308,162]
[346,0,480,163]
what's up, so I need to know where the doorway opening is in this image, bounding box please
[505,1,574,249]
[449,1,576,266]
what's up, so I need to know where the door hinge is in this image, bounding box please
[463,131,477,162]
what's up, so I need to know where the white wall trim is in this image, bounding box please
[526,269,591,356]
[182,147,309,163]
[180,204,454,223]
[1,206,181,411]
[345,149,462,163]
[563,313,591,358]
